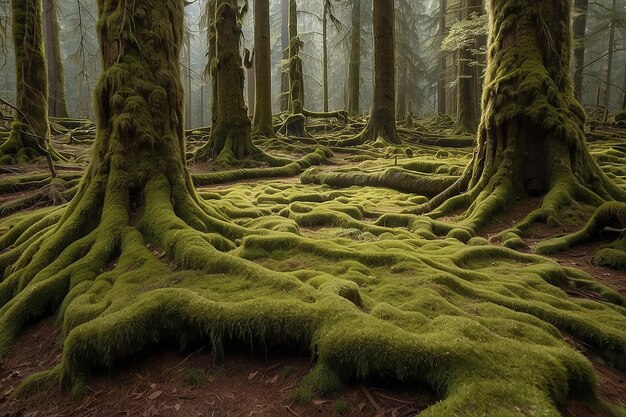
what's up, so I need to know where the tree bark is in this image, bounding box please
[280,0,290,112]
[252,0,275,137]
[453,0,480,134]
[347,0,360,117]
[424,0,626,233]
[602,0,617,109]
[43,0,69,118]
[197,0,255,162]
[573,0,588,101]
[322,0,329,113]
[437,0,447,114]
[0,0,51,164]
[360,0,399,144]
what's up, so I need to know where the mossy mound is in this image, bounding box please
[2,174,626,416]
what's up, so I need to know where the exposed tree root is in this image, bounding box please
[536,202,626,270]
[302,166,458,197]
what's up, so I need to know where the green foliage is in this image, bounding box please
[442,13,488,53]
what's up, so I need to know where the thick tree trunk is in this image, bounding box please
[360,0,399,144]
[43,0,69,118]
[0,0,51,164]
[252,0,275,137]
[425,0,626,234]
[347,0,360,117]
[184,29,193,129]
[196,0,255,162]
[573,0,588,101]
[454,0,480,134]
[207,0,218,126]
[437,0,447,115]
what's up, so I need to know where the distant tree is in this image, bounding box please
[573,0,589,101]
[43,0,68,118]
[252,0,275,137]
[195,0,257,163]
[0,0,52,164]
[347,0,360,117]
[354,0,399,144]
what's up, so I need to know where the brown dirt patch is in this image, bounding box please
[1,317,436,417]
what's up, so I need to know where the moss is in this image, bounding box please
[1,2,626,416]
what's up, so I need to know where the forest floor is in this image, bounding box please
[0,116,625,416]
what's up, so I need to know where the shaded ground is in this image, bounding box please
[0,318,436,417]
[1,117,625,417]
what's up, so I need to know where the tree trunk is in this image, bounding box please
[0,0,51,164]
[359,0,398,144]
[288,0,304,113]
[0,0,255,391]
[247,59,255,118]
[195,0,255,162]
[454,0,479,134]
[43,0,69,118]
[184,29,193,129]
[208,0,218,126]
[573,0,588,101]
[395,60,407,120]
[252,0,275,137]
[424,0,626,233]
[347,0,360,117]
[437,0,447,114]
[322,1,329,113]
[602,0,617,109]
[280,0,289,112]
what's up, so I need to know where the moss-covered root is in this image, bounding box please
[302,166,458,197]
[536,202,626,270]
[193,147,331,186]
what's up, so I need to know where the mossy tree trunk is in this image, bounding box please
[195,0,257,163]
[602,0,617,109]
[322,0,329,113]
[359,0,399,144]
[0,0,51,164]
[425,0,626,234]
[453,0,480,134]
[252,0,275,138]
[280,0,290,112]
[347,0,360,117]
[437,0,447,115]
[43,0,69,118]
[573,0,588,102]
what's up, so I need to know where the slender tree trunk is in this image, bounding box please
[322,1,329,113]
[0,0,51,164]
[454,0,479,134]
[208,0,218,125]
[602,0,617,109]
[247,60,255,118]
[252,0,275,137]
[280,0,289,112]
[437,0,447,114]
[396,61,407,120]
[347,0,361,116]
[288,0,303,113]
[184,30,193,129]
[360,0,398,144]
[43,0,69,118]
[573,0,588,101]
